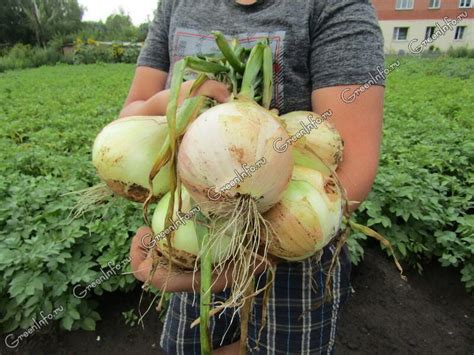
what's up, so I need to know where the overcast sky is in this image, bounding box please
[79,0,159,25]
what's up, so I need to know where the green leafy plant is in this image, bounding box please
[0,43,64,72]
[447,46,474,59]
[0,64,143,332]
[122,309,139,327]
[349,56,474,292]
[73,40,140,65]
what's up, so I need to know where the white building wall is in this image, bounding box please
[379,18,474,54]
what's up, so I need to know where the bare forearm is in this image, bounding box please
[149,270,232,293]
[119,79,230,119]
[141,257,272,293]
[336,157,379,213]
[119,90,171,118]
[312,85,384,214]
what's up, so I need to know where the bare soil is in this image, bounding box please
[2,244,473,354]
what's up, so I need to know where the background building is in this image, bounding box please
[371,0,473,53]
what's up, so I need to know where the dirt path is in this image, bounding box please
[3,245,473,354]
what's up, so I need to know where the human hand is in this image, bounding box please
[179,79,230,105]
[129,226,197,291]
[129,225,281,291]
[120,74,230,118]
[130,226,154,283]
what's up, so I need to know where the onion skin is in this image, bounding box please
[92,116,170,202]
[292,146,332,176]
[264,166,343,261]
[177,101,294,213]
[151,190,232,270]
[280,111,344,171]
[152,191,199,270]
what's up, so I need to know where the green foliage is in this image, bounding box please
[73,41,140,65]
[48,33,77,50]
[1,1,149,47]
[76,11,149,43]
[0,40,140,72]
[346,233,367,265]
[0,64,142,333]
[0,0,34,45]
[0,1,147,71]
[13,0,84,47]
[0,43,64,72]
[121,46,141,64]
[74,19,149,43]
[104,11,137,42]
[73,41,114,64]
[77,21,108,41]
[447,46,474,59]
[350,56,474,292]
[122,309,139,327]
[137,23,150,43]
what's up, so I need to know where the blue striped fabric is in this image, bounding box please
[160,242,352,354]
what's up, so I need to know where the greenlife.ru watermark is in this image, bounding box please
[5,306,64,348]
[141,205,201,247]
[341,61,400,104]
[273,110,333,153]
[207,158,267,201]
[73,258,131,299]
[409,12,468,54]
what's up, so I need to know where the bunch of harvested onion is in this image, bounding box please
[85,32,404,355]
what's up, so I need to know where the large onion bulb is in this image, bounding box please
[151,189,232,270]
[264,165,343,261]
[280,111,343,171]
[92,116,170,202]
[177,101,294,214]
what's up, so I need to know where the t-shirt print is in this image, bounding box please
[167,28,286,111]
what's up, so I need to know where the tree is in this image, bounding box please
[136,23,149,42]
[104,9,136,41]
[0,0,33,45]
[48,0,83,37]
[79,21,108,41]
[15,0,83,46]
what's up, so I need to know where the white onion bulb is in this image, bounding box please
[177,101,294,214]
[151,189,232,270]
[280,111,343,171]
[92,116,170,202]
[264,165,343,261]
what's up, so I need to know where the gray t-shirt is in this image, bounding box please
[137,0,384,114]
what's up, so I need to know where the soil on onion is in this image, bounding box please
[2,244,473,354]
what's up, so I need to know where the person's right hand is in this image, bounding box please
[120,65,231,119]
[129,225,279,292]
[179,79,230,105]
